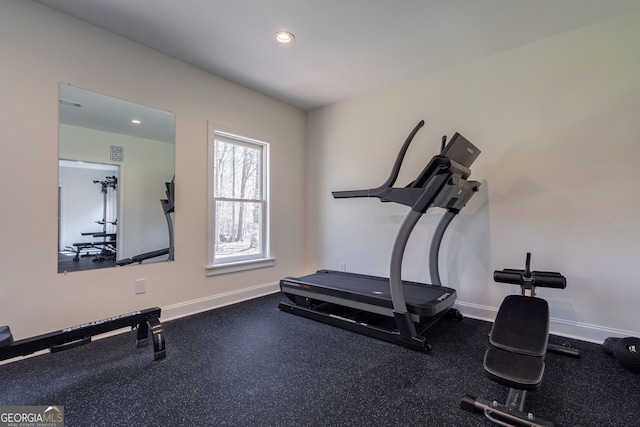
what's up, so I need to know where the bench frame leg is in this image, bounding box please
[461,393,555,427]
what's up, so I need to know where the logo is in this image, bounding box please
[282,281,312,289]
[436,292,451,302]
[0,406,64,427]
[282,280,300,287]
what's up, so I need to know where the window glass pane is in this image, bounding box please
[215,200,263,259]
[209,125,270,270]
[214,139,261,200]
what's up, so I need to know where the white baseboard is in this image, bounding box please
[161,281,280,322]
[453,301,498,324]
[1,282,280,365]
[455,300,639,345]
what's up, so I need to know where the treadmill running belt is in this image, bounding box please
[281,270,456,318]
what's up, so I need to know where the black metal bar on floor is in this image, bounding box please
[0,307,165,362]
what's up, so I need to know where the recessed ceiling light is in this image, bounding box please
[130,119,142,124]
[275,31,295,44]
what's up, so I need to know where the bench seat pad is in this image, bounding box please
[490,295,549,357]
[484,346,544,390]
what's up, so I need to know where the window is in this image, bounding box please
[207,124,273,274]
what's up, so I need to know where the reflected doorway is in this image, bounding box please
[58,160,120,273]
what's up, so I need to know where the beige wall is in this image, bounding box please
[0,1,306,339]
[307,9,640,342]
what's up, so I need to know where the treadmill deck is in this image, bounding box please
[280,269,456,318]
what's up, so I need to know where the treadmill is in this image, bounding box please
[279,120,481,351]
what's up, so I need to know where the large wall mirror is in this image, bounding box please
[58,84,175,273]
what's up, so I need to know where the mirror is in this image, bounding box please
[58,84,175,273]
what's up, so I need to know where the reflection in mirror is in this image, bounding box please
[58,84,175,273]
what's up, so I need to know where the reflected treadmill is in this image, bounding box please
[279,121,481,351]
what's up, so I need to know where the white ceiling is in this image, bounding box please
[38,0,640,111]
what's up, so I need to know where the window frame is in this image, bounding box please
[206,123,274,275]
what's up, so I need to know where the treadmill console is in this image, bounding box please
[441,133,481,168]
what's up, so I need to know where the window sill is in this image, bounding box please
[206,258,275,276]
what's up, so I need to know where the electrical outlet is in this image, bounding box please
[340,262,347,272]
[135,279,146,294]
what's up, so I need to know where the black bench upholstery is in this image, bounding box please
[484,347,545,390]
[484,295,550,391]
[490,295,549,356]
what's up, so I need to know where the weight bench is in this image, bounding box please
[71,231,117,262]
[71,241,117,262]
[0,307,166,362]
[461,253,579,427]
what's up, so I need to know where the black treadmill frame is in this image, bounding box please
[279,121,481,351]
[279,298,455,351]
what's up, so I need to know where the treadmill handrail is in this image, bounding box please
[332,156,451,202]
[332,120,427,201]
[380,120,425,189]
[331,121,473,210]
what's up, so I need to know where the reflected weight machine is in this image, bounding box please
[70,175,118,262]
